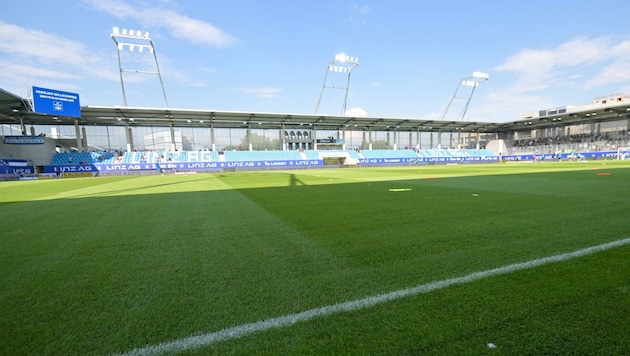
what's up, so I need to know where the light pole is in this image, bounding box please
[441,71,489,121]
[315,54,359,115]
[110,27,169,107]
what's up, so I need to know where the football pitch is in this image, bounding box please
[1,161,629,355]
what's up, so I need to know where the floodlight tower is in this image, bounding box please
[110,27,169,107]
[315,54,359,115]
[440,71,489,121]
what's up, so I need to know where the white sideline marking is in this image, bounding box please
[117,237,630,356]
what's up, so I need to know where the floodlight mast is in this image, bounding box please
[440,71,489,121]
[110,27,169,107]
[315,54,359,115]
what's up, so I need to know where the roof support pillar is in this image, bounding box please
[125,123,133,152]
[169,122,176,151]
[280,124,286,151]
[74,119,83,151]
[210,122,216,152]
[247,125,252,151]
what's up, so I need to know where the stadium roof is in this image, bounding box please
[0,88,31,118]
[1,88,629,134]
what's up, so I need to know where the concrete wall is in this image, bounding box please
[0,136,58,166]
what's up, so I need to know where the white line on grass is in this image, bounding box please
[116,237,630,356]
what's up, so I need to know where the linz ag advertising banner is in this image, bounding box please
[32,86,81,118]
[43,160,325,173]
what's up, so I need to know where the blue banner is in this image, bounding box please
[358,156,499,164]
[41,150,624,175]
[43,160,325,173]
[502,151,619,161]
[0,164,34,175]
[3,136,45,144]
[32,86,81,118]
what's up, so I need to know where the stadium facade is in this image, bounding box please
[0,87,629,178]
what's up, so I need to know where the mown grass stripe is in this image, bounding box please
[116,237,630,356]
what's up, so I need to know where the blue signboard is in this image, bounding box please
[358,156,499,164]
[43,160,325,174]
[3,136,45,144]
[0,159,34,175]
[502,151,620,161]
[31,86,81,118]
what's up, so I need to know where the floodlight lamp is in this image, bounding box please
[129,29,134,36]
[129,45,134,52]
[472,71,489,80]
[117,43,123,50]
[122,28,128,35]
[144,31,150,39]
[113,27,120,35]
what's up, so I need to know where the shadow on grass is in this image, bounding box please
[290,173,306,186]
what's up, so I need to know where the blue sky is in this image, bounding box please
[2,0,630,123]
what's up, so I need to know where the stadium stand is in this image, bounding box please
[361,149,418,159]
[51,151,117,165]
[315,150,362,159]
[223,150,303,161]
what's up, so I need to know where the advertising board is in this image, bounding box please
[31,86,81,118]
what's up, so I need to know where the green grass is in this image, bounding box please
[1,161,629,355]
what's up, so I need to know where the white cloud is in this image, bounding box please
[345,4,370,26]
[357,5,371,15]
[470,91,553,122]
[479,36,630,121]
[0,20,116,95]
[583,59,630,88]
[237,87,282,98]
[344,107,367,117]
[83,0,237,48]
[494,36,630,94]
